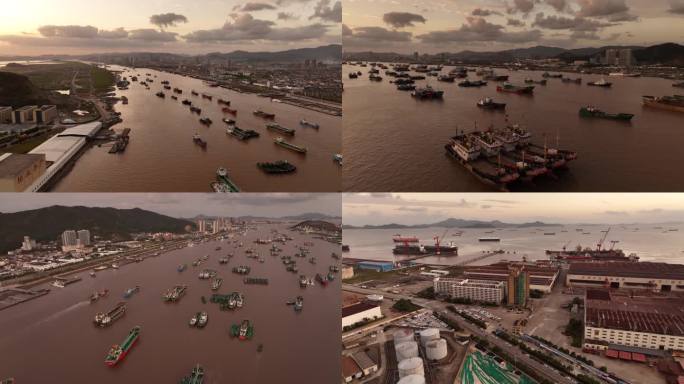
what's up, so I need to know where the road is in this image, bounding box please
[344,284,576,384]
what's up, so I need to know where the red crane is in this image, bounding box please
[433,228,449,255]
[596,227,611,251]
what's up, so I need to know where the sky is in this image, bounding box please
[343,0,684,53]
[0,0,341,56]
[343,193,684,226]
[0,193,341,219]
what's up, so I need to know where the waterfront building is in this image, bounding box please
[21,236,36,251]
[61,230,78,247]
[77,230,91,246]
[583,289,684,352]
[433,277,504,304]
[197,219,207,233]
[34,105,57,124]
[603,48,634,67]
[463,261,558,293]
[567,262,684,292]
[0,107,12,124]
[342,302,382,329]
[342,355,363,382]
[507,267,529,307]
[0,153,46,192]
[356,260,394,272]
[11,106,37,124]
[352,351,378,376]
[341,265,354,279]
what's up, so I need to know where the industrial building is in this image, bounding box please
[0,153,46,192]
[463,261,558,293]
[356,260,394,272]
[583,289,684,353]
[0,107,12,124]
[567,262,684,292]
[11,106,37,124]
[433,277,504,304]
[35,105,57,123]
[342,265,354,279]
[341,355,362,382]
[507,267,529,307]
[342,302,382,330]
[351,351,378,376]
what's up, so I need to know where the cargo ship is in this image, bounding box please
[231,320,254,340]
[215,167,240,192]
[217,98,231,106]
[300,119,320,129]
[496,82,534,94]
[562,77,582,84]
[411,86,444,99]
[524,78,547,85]
[477,97,506,110]
[253,110,275,119]
[257,160,296,174]
[123,286,140,299]
[199,117,212,126]
[163,285,187,302]
[180,364,204,384]
[266,123,295,135]
[94,302,127,327]
[232,266,251,275]
[642,95,684,113]
[192,133,207,148]
[104,326,140,366]
[274,137,307,154]
[211,277,223,291]
[459,80,487,87]
[579,106,633,120]
[226,125,259,141]
[155,92,165,98]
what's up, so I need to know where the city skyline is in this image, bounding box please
[343,0,684,53]
[0,0,341,55]
[343,193,684,226]
[0,193,341,218]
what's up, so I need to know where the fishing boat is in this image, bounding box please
[587,78,612,87]
[253,110,275,119]
[274,137,307,154]
[199,117,212,126]
[459,79,487,87]
[190,106,202,114]
[217,98,231,105]
[294,295,303,312]
[231,320,254,340]
[94,302,126,327]
[562,77,582,84]
[300,119,320,129]
[411,86,444,99]
[477,97,506,110]
[191,90,199,96]
[182,99,192,106]
[178,264,187,272]
[642,95,684,113]
[155,92,165,98]
[211,277,223,291]
[192,133,207,148]
[496,82,534,94]
[349,72,358,79]
[257,160,297,174]
[180,364,204,384]
[579,106,634,120]
[215,167,240,192]
[333,154,343,165]
[104,326,140,366]
[123,286,140,299]
[266,123,295,135]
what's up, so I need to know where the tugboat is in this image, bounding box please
[192,133,207,148]
[253,110,275,119]
[180,364,204,384]
[411,86,444,99]
[257,160,297,174]
[476,97,506,110]
[496,82,534,94]
[587,78,612,87]
[266,123,295,135]
[300,119,320,129]
[274,137,307,154]
[215,167,240,192]
[104,326,141,366]
[294,295,303,312]
[579,106,634,120]
[231,320,254,340]
[333,154,343,166]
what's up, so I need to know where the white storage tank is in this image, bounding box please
[425,338,448,360]
[393,328,415,345]
[419,328,440,346]
[398,357,424,378]
[395,341,419,361]
[397,374,426,384]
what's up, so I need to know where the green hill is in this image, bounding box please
[0,71,51,108]
[0,205,194,253]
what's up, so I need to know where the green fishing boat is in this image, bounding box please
[579,106,634,120]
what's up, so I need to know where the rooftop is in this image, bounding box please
[341,355,361,378]
[352,351,377,370]
[342,302,380,318]
[570,262,684,280]
[0,153,44,178]
[585,290,684,336]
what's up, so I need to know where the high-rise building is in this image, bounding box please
[506,267,529,307]
[197,219,207,233]
[61,230,78,247]
[603,48,634,67]
[212,219,221,234]
[77,230,91,246]
[21,236,36,251]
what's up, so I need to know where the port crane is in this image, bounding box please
[596,227,611,251]
[433,229,449,255]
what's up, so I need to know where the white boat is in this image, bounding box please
[51,280,65,288]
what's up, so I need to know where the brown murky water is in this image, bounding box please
[53,67,342,192]
[0,223,341,383]
[343,64,684,192]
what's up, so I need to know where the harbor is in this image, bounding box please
[343,63,684,192]
[0,223,340,383]
[51,66,341,192]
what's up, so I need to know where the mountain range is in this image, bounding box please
[189,213,340,221]
[342,219,558,230]
[343,43,684,66]
[0,206,193,253]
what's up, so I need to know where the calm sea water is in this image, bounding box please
[0,223,341,383]
[343,64,684,192]
[53,66,341,192]
[343,223,684,265]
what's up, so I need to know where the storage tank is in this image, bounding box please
[397,374,426,384]
[393,328,414,345]
[398,357,424,378]
[425,338,448,360]
[395,341,419,361]
[419,328,440,346]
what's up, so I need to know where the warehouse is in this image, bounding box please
[567,262,684,292]
[356,261,394,272]
[342,302,382,329]
[463,262,559,293]
[583,289,684,352]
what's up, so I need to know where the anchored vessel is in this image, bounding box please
[180,364,205,384]
[579,106,634,120]
[163,285,187,302]
[213,167,240,193]
[94,302,127,327]
[231,320,254,340]
[496,82,534,94]
[300,119,320,129]
[104,326,140,366]
[411,86,444,99]
[642,95,684,113]
[274,137,307,154]
[477,97,506,110]
[266,123,295,135]
[253,110,275,119]
[257,160,297,174]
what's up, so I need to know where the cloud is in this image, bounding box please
[417,17,541,43]
[236,2,277,12]
[277,12,298,20]
[38,25,99,38]
[149,13,188,28]
[183,14,328,42]
[533,12,613,31]
[97,28,129,39]
[576,0,636,20]
[128,29,178,42]
[507,0,536,14]
[669,0,684,14]
[545,0,568,12]
[507,18,526,26]
[395,206,428,212]
[342,24,353,36]
[345,26,413,42]
[472,8,503,17]
[382,12,427,28]
[570,30,600,39]
[310,0,342,22]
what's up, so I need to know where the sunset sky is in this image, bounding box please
[343,193,684,225]
[343,0,684,53]
[0,0,341,56]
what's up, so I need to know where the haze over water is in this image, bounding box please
[0,223,340,383]
[343,64,684,192]
[343,223,684,266]
[53,66,342,192]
